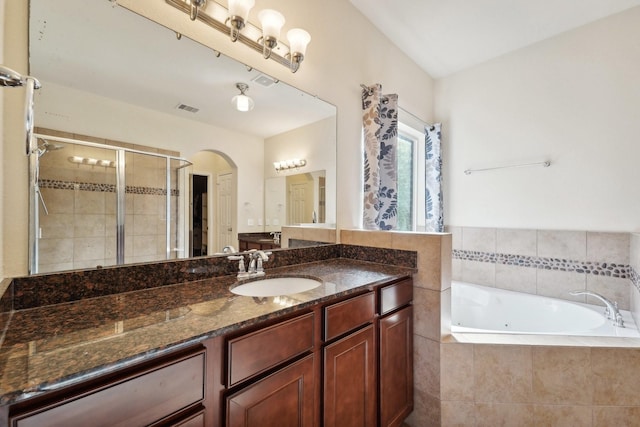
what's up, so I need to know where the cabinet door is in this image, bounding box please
[379,305,413,427]
[323,324,376,427]
[226,354,316,427]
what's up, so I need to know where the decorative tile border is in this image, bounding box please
[631,267,640,291]
[39,179,179,196]
[453,249,631,279]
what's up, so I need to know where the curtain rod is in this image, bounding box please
[464,160,551,175]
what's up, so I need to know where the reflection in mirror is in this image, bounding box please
[28,0,336,274]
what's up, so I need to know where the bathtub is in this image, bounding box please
[451,281,639,338]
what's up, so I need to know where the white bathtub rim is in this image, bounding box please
[450,280,640,345]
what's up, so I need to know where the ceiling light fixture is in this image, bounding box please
[231,82,254,112]
[166,0,311,73]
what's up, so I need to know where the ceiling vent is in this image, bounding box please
[175,103,199,113]
[251,74,277,88]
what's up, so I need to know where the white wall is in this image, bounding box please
[264,116,336,226]
[436,7,640,232]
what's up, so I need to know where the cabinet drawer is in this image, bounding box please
[13,351,205,427]
[324,292,375,341]
[227,312,314,387]
[379,278,413,315]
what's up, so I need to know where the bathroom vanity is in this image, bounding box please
[0,247,414,426]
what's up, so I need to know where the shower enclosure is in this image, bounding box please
[29,133,191,274]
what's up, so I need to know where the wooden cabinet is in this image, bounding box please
[323,324,376,427]
[226,354,316,427]
[378,278,414,427]
[379,306,413,427]
[9,346,207,427]
[5,276,413,427]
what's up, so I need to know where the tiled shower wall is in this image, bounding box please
[36,128,180,273]
[447,226,636,311]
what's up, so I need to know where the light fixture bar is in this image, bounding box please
[165,0,303,71]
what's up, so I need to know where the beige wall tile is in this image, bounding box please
[414,335,440,398]
[133,194,159,215]
[631,285,640,328]
[497,228,537,256]
[592,348,640,406]
[475,403,535,427]
[40,213,75,239]
[586,232,630,264]
[537,230,586,261]
[446,225,462,250]
[413,288,441,340]
[38,238,74,264]
[441,287,452,336]
[339,229,393,248]
[536,269,586,301]
[73,237,106,261]
[38,262,74,273]
[42,188,74,214]
[441,401,475,427]
[586,275,630,310]
[462,260,495,286]
[74,190,106,214]
[452,258,463,281]
[474,345,533,403]
[462,227,496,253]
[133,235,158,257]
[533,405,593,427]
[495,264,537,294]
[631,234,640,271]
[593,406,640,426]
[133,214,159,236]
[532,347,592,405]
[302,227,336,243]
[74,214,106,238]
[405,388,441,427]
[440,343,474,401]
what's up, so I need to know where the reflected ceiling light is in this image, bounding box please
[166,0,311,73]
[273,158,307,172]
[231,82,254,112]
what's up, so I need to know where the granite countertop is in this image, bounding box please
[0,258,412,405]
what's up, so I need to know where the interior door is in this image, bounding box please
[217,172,233,250]
[288,182,308,224]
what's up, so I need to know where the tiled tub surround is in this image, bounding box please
[0,244,416,404]
[441,228,640,426]
[34,127,182,272]
[448,227,634,310]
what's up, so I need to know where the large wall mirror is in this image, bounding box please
[28,0,337,274]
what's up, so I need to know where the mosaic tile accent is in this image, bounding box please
[453,249,631,279]
[39,179,179,196]
[631,267,640,291]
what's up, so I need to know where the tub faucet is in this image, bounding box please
[569,290,624,327]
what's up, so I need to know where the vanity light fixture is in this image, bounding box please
[273,158,307,172]
[166,0,311,73]
[231,83,254,112]
[69,156,115,167]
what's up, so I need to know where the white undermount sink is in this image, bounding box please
[230,277,321,297]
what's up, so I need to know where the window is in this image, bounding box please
[396,120,427,231]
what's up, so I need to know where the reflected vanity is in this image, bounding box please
[28,0,337,274]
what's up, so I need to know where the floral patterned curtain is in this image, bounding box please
[362,84,399,230]
[425,123,443,232]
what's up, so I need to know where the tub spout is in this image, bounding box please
[569,290,624,327]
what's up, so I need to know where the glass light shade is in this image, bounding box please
[228,0,255,21]
[258,9,285,41]
[232,94,254,112]
[287,28,311,56]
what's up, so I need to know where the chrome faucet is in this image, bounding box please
[569,290,624,327]
[248,250,272,276]
[227,254,248,278]
[222,245,237,254]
